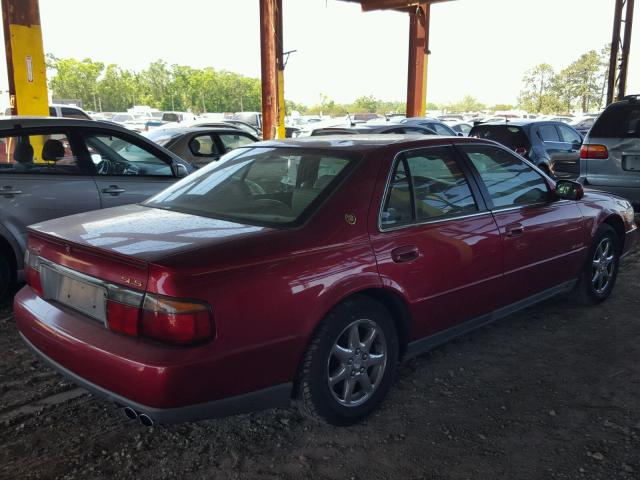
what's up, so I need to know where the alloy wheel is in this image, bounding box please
[592,237,615,294]
[327,319,387,407]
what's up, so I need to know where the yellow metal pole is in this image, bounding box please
[275,0,286,139]
[277,69,286,139]
[421,3,430,116]
[1,0,48,116]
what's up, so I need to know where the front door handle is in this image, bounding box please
[391,245,420,263]
[1,186,23,196]
[505,223,524,237]
[101,185,126,196]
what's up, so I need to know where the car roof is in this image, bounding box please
[254,134,495,151]
[0,116,127,131]
[151,126,253,135]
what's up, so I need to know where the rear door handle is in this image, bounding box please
[505,223,524,237]
[1,186,23,196]
[101,185,126,195]
[391,245,420,263]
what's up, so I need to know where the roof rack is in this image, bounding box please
[622,94,639,102]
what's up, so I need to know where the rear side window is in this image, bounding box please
[470,125,530,149]
[590,103,640,138]
[537,125,561,142]
[0,132,81,174]
[189,134,220,156]
[462,145,549,209]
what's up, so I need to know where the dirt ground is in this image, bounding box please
[1,252,639,480]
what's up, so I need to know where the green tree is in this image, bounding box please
[48,56,104,110]
[518,63,556,113]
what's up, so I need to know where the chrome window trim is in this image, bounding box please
[380,210,494,233]
[377,144,484,232]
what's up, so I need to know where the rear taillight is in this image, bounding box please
[23,250,213,346]
[140,295,213,345]
[24,249,43,296]
[580,144,608,159]
[106,290,213,346]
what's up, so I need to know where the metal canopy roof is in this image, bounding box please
[339,0,455,12]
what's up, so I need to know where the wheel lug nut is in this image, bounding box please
[360,367,365,373]
[362,354,368,360]
[351,370,356,376]
[348,358,353,365]
[355,348,360,355]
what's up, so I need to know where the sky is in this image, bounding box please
[0,0,638,108]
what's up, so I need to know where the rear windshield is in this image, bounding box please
[162,113,181,122]
[469,125,530,148]
[590,103,640,138]
[145,147,358,227]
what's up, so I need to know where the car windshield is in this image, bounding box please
[590,104,640,138]
[469,125,530,148]
[145,147,358,227]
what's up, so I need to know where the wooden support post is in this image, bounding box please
[606,0,624,105]
[276,0,286,139]
[260,0,278,140]
[1,0,48,116]
[406,2,429,118]
[617,0,634,100]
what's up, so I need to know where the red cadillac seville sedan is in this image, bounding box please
[15,136,637,426]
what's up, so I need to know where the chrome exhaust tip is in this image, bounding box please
[123,407,138,420]
[138,413,154,427]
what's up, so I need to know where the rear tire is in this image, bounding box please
[297,295,399,426]
[0,252,14,301]
[575,225,620,305]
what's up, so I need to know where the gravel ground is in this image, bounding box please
[1,251,639,480]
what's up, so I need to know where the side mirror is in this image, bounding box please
[173,163,189,178]
[457,132,464,137]
[555,180,584,201]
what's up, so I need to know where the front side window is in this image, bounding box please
[381,147,478,228]
[145,147,356,227]
[462,145,549,209]
[558,125,582,144]
[84,133,172,177]
[0,132,81,174]
[218,133,255,151]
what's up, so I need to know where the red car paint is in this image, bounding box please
[14,136,638,422]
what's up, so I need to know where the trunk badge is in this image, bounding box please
[121,276,143,288]
[65,244,72,255]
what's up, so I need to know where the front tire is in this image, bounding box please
[575,225,620,305]
[297,295,399,425]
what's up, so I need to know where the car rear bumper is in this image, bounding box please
[19,332,290,424]
[623,224,639,258]
[581,182,640,208]
[14,286,292,423]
